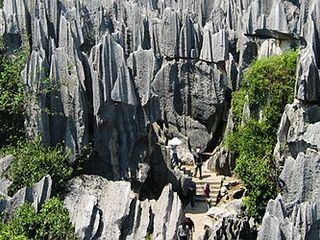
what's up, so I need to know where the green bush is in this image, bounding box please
[3,138,73,196]
[0,38,29,146]
[0,203,37,239]
[0,198,77,239]
[224,51,298,219]
[36,198,77,239]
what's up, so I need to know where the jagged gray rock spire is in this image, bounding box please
[258,1,320,239]
[0,0,305,179]
[259,102,320,240]
[1,175,52,220]
[2,0,320,239]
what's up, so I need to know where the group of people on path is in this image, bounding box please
[169,138,212,240]
[168,137,203,179]
[169,138,211,209]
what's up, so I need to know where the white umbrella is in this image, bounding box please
[168,137,182,146]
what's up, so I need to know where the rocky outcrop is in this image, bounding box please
[259,1,320,234]
[259,102,320,240]
[206,200,257,240]
[64,175,182,240]
[2,0,320,238]
[206,146,235,176]
[0,155,14,195]
[1,175,52,220]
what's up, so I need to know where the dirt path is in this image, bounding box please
[185,202,212,239]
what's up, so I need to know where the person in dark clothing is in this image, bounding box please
[187,180,196,210]
[171,144,181,168]
[177,224,190,240]
[184,217,195,234]
[193,148,202,179]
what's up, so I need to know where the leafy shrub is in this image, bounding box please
[224,51,298,219]
[0,198,77,239]
[0,203,37,239]
[3,138,73,196]
[36,198,77,239]
[0,38,29,146]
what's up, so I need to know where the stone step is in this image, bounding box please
[195,196,218,204]
[196,196,218,201]
[196,185,220,190]
[196,190,219,194]
[194,179,222,184]
[196,194,218,201]
[196,191,220,196]
[196,189,220,194]
[195,185,221,190]
[195,186,221,191]
[195,180,221,184]
[196,184,221,189]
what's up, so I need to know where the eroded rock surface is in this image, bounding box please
[206,200,257,240]
[0,155,14,195]
[64,175,182,240]
[1,175,52,220]
[259,7,320,234]
[259,102,320,240]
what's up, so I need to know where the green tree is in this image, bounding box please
[224,50,298,219]
[0,198,77,239]
[3,138,73,196]
[36,198,77,239]
[0,38,29,146]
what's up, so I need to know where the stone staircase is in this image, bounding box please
[194,178,222,205]
[181,166,223,206]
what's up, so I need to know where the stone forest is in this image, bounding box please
[0,0,320,239]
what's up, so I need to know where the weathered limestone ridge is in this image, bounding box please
[258,1,320,239]
[64,175,182,240]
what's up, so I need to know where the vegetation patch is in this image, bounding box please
[224,51,298,219]
[2,138,73,196]
[0,38,29,147]
[0,198,77,239]
[0,36,84,239]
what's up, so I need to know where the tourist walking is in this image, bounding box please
[184,217,195,240]
[177,223,190,240]
[187,179,196,210]
[168,137,182,168]
[203,183,210,198]
[193,148,202,179]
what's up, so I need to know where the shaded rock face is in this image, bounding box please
[0,0,304,180]
[64,175,182,240]
[1,0,320,238]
